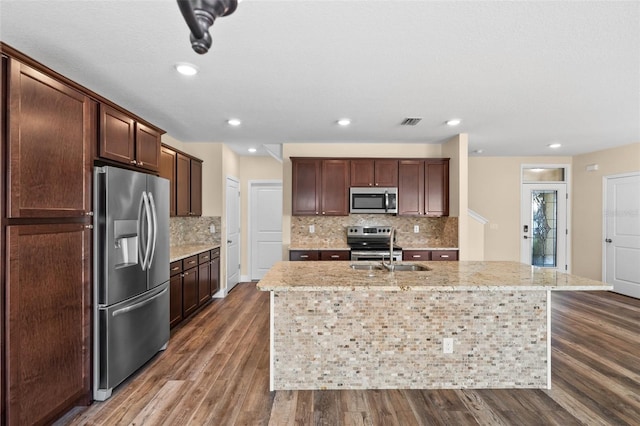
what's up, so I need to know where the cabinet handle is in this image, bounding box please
[84,211,94,216]
[300,255,309,259]
[331,255,340,259]
[441,255,449,258]
[171,267,180,271]
[130,160,137,165]
[412,255,421,258]
[184,272,189,276]
[188,260,196,265]
[138,161,144,166]
[84,225,94,229]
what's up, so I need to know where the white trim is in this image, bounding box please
[602,171,640,282]
[225,176,241,292]
[468,208,489,225]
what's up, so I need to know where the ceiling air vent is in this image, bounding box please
[400,117,422,126]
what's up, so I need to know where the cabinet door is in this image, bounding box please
[319,250,350,261]
[135,122,161,172]
[425,159,449,216]
[350,160,375,187]
[6,224,90,425]
[210,252,220,296]
[289,250,319,261]
[398,160,425,216]
[321,159,350,215]
[159,146,177,217]
[176,153,191,216]
[7,58,94,218]
[198,260,211,305]
[182,267,199,317]
[190,159,203,216]
[99,104,135,166]
[374,160,399,187]
[292,159,321,215]
[169,273,183,328]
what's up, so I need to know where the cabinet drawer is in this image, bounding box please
[431,250,458,261]
[170,260,182,276]
[319,250,350,261]
[403,250,430,261]
[211,247,220,258]
[183,255,198,269]
[289,250,319,261]
[198,251,211,264]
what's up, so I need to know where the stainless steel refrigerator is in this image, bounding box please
[93,166,170,401]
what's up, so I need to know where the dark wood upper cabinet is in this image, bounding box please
[190,159,203,216]
[292,158,322,215]
[159,146,177,217]
[176,152,191,216]
[425,159,449,216]
[99,104,161,172]
[134,122,161,172]
[350,159,398,187]
[321,159,350,215]
[398,160,425,216]
[292,158,349,216]
[398,159,449,217]
[7,58,94,218]
[6,223,90,426]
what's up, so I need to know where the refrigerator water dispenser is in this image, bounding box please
[114,219,138,268]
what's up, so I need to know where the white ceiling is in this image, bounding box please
[1,0,638,157]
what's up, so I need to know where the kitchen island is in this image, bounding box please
[256,260,611,391]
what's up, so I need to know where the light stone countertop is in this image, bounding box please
[170,244,220,262]
[401,247,459,251]
[256,260,612,292]
[289,245,351,251]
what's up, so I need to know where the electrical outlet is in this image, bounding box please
[443,338,453,354]
[209,225,216,234]
[309,225,315,234]
[414,225,420,233]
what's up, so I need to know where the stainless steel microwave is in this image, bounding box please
[349,187,398,214]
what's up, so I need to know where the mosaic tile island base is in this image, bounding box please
[256,261,611,391]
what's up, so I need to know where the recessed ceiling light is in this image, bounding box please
[337,118,351,126]
[227,118,241,126]
[175,62,198,76]
[548,143,562,149]
[446,118,461,126]
[248,148,257,153]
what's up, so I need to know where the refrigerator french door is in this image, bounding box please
[93,166,170,401]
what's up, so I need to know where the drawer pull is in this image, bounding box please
[171,267,180,271]
[300,255,309,259]
[441,255,449,258]
[412,255,421,258]
[331,255,340,259]
[188,260,196,264]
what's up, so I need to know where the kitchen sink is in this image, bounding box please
[384,264,431,272]
[349,264,384,271]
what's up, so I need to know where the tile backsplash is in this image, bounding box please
[291,215,458,248]
[170,216,221,246]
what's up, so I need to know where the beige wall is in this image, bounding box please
[572,142,640,280]
[239,156,283,277]
[468,156,571,261]
[443,134,469,259]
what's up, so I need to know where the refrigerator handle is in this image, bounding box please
[141,191,153,271]
[138,191,147,271]
[147,192,158,269]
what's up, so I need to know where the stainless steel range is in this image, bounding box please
[347,225,402,261]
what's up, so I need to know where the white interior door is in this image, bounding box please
[226,177,240,292]
[521,183,568,271]
[605,173,640,298]
[250,181,283,280]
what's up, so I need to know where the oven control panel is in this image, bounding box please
[346,226,393,237]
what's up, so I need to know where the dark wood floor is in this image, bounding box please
[57,284,640,426]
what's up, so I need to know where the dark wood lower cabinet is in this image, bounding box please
[170,247,221,329]
[6,223,90,425]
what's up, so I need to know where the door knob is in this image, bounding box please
[523,236,528,239]
[605,238,612,243]
[227,240,232,244]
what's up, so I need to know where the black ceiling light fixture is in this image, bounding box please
[177,0,238,54]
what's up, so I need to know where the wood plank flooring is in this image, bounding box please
[57,285,640,426]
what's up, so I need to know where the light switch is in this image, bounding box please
[209,225,216,234]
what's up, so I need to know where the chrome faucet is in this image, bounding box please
[382,227,396,271]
